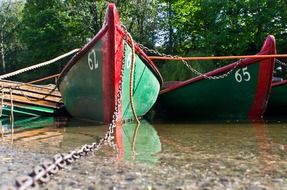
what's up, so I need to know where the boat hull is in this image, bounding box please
[158,35,276,120]
[58,4,162,123]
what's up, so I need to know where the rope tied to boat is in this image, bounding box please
[125,30,140,126]
[0,48,75,103]
[0,49,79,80]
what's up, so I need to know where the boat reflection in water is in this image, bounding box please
[0,117,66,146]
[0,117,162,164]
[252,121,287,175]
[115,120,162,164]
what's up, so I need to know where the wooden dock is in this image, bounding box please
[0,80,64,117]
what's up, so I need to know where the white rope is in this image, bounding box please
[0,48,80,80]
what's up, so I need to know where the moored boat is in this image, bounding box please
[157,35,276,120]
[57,4,162,123]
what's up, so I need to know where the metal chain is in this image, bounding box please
[0,86,4,117]
[136,43,241,80]
[275,59,287,67]
[182,59,241,80]
[9,89,14,125]
[0,43,126,190]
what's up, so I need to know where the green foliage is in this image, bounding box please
[0,0,24,73]
[1,0,287,82]
[16,0,108,81]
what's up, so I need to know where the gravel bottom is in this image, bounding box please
[1,143,287,190]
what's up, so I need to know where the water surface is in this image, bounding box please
[0,117,287,189]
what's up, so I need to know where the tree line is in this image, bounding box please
[0,0,287,82]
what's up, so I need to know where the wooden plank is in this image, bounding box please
[2,93,62,108]
[0,80,61,97]
[1,88,62,103]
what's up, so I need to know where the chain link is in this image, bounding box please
[275,59,287,67]
[137,43,241,80]
[0,38,127,190]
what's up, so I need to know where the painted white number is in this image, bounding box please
[88,49,99,70]
[235,67,251,83]
[235,69,242,82]
[126,52,132,69]
[242,67,251,81]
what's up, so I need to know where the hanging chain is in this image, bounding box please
[136,43,241,80]
[181,59,241,80]
[0,43,126,190]
[9,88,14,124]
[0,86,4,117]
[275,59,287,67]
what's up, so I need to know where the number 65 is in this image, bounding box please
[235,67,251,83]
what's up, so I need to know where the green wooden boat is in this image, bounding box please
[58,4,162,123]
[0,117,58,135]
[115,120,161,164]
[158,35,276,120]
[265,80,287,114]
[1,104,60,118]
[0,80,65,118]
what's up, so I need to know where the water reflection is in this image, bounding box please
[0,117,287,177]
[0,117,65,147]
[115,120,161,164]
[154,121,287,177]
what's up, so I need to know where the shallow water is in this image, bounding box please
[0,117,287,189]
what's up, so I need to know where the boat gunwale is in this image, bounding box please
[272,79,287,87]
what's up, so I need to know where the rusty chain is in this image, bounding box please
[0,41,127,190]
[136,43,242,80]
[275,59,287,67]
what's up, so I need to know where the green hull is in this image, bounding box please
[121,44,160,120]
[159,64,259,120]
[1,104,65,118]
